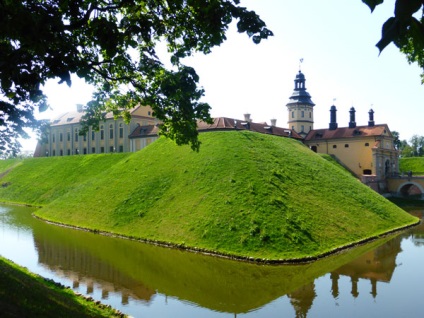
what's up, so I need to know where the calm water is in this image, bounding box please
[1,204,424,318]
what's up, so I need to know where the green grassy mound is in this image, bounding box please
[0,256,124,317]
[400,157,424,175]
[0,131,418,260]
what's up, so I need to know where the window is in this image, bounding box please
[59,133,63,142]
[291,111,294,118]
[60,149,63,156]
[100,147,104,153]
[67,131,70,141]
[119,145,123,152]
[301,125,304,132]
[345,144,349,148]
[52,150,56,156]
[67,149,71,155]
[92,131,95,141]
[92,147,96,154]
[301,111,304,118]
[333,145,337,149]
[110,146,114,153]
[74,128,78,142]
[309,126,312,132]
[100,125,104,140]
[365,142,369,147]
[109,124,114,139]
[83,134,87,142]
[75,149,79,155]
[83,148,87,154]
[52,134,55,143]
[309,112,312,118]
[119,123,124,138]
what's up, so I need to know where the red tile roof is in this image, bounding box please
[304,124,391,141]
[129,117,303,139]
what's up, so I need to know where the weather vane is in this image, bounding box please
[333,98,337,104]
[299,58,304,71]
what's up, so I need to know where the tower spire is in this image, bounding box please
[286,68,315,138]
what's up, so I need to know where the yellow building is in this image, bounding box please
[286,71,398,186]
[34,105,159,157]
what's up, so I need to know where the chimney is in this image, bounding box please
[76,104,84,113]
[270,119,277,127]
[349,107,356,128]
[368,109,375,127]
[244,113,251,122]
[329,105,338,130]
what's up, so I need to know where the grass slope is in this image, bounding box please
[0,131,418,260]
[400,157,424,175]
[0,256,124,317]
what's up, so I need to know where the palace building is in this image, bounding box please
[34,105,159,157]
[35,69,398,191]
[286,70,399,187]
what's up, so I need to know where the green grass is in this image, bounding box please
[0,256,125,317]
[400,157,424,175]
[0,131,418,260]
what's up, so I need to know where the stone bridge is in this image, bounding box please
[386,176,424,197]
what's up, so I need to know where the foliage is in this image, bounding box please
[0,1,272,152]
[399,156,424,174]
[362,0,424,82]
[0,256,124,317]
[0,131,417,260]
[397,133,424,157]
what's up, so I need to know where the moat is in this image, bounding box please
[1,204,423,317]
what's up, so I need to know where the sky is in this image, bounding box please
[20,0,424,151]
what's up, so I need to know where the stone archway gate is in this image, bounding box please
[387,176,424,196]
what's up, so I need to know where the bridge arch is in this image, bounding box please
[397,182,424,197]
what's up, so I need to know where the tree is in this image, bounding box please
[0,0,272,153]
[362,0,424,83]
[392,130,401,150]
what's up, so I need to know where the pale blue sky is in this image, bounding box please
[22,0,424,150]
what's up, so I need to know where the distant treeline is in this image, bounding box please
[393,132,424,158]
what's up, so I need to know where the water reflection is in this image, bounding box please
[0,204,422,317]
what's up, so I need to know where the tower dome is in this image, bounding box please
[286,71,315,138]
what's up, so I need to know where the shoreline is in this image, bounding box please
[32,211,420,265]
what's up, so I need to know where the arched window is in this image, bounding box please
[100,125,104,140]
[109,124,114,139]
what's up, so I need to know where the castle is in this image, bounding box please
[35,70,398,187]
[286,70,398,187]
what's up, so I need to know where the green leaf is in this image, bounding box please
[362,0,384,13]
[376,17,400,53]
[394,0,422,21]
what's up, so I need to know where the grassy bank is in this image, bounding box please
[0,131,418,261]
[399,157,424,175]
[0,256,125,317]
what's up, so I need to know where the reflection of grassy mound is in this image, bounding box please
[0,131,418,260]
[0,256,123,317]
[400,157,424,175]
